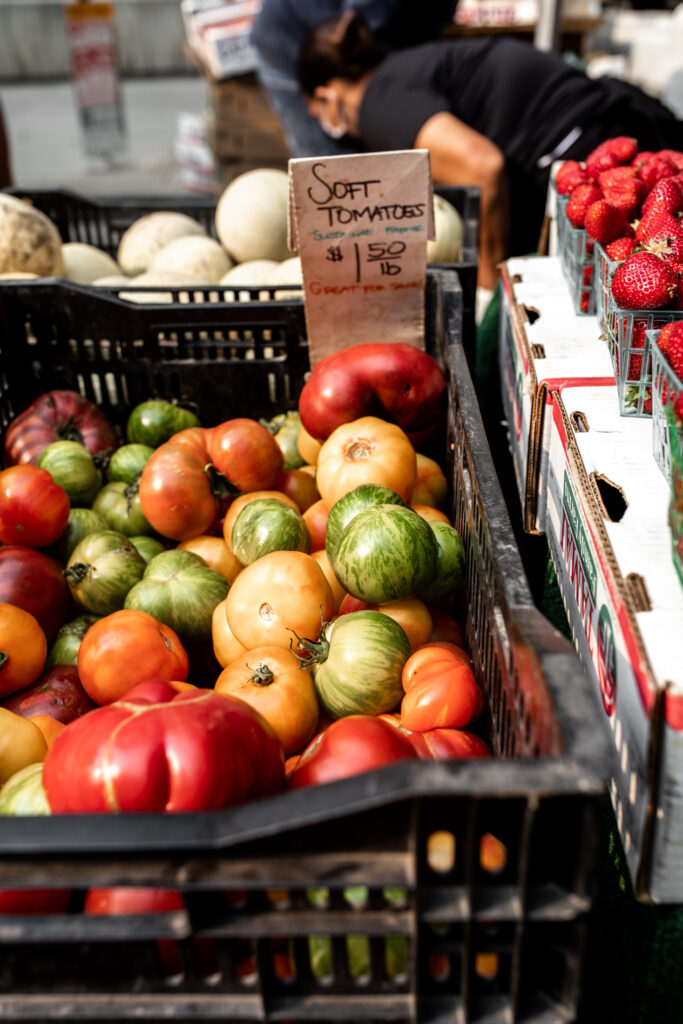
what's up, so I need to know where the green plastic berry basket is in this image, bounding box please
[554,187,596,316]
[649,328,683,483]
[595,244,683,418]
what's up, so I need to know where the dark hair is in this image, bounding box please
[297,11,388,97]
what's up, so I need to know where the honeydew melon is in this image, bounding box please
[0,195,63,277]
[61,242,121,285]
[215,169,292,263]
[219,260,279,286]
[117,211,206,275]
[427,194,464,264]
[148,234,233,283]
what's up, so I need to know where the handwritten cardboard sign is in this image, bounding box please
[288,151,434,366]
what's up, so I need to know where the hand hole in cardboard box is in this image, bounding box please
[592,473,628,523]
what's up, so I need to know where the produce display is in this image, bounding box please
[0,343,489,819]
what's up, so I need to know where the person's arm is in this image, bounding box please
[415,111,508,290]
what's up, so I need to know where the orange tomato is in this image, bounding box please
[311,549,346,612]
[0,603,47,698]
[297,424,321,465]
[0,708,47,783]
[412,504,451,525]
[222,490,299,548]
[279,469,320,512]
[410,453,448,508]
[28,715,67,749]
[178,535,242,584]
[215,646,319,756]
[339,595,432,652]
[212,598,248,668]
[225,551,335,651]
[403,643,472,684]
[303,499,329,552]
[315,417,417,507]
[401,645,480,732]
[77,610,189,705]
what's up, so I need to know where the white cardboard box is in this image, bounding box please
[499,257,615,534]
[544,384,683,901]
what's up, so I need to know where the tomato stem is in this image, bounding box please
[63,562,92,584]
[203,463,239,502]
[247,662,275,687]
[55,414,84,447]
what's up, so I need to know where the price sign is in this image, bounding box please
[288,151,434,366]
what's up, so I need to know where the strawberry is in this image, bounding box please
[580,293,591,313]
[667,326,683,379]
[584,200,632,244]
[566,183,603,228]
[632,151,656,168]
[644,234,683,268]
[598,166,637,189]
[656,321,683,358]
[642,178,683,218]
[603,180,647,219]
[605,237,639,261]
[611,252,679,309]
[638,155,676,190]
[586,149,619,182]
[555,160,589,195]
[658,150,683,172]
[605,137,638,164]
[635,210,683,245]
[674,390,683,422]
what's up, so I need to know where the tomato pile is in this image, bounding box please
[0,343,491,817]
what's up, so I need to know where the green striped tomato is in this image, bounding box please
[333,504,438,604]
[46,614,101,668]
[0,763,50,816]
[124,549,229,643]
[325,484,408,561]
[126,400,200,448]
[106,443,154,484]
[231,498,310,565]
[418,522,466,604]
[37,440,103,506]
[129,535,166,563]
[65,530,146,615]
[92,481,154,537]
[52,507,108,564]
[306,610,410,719]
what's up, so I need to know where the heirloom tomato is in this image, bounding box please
[0,465,70,548]
[77,609,189,705]
[311,550,346,611]
[0,762,50,816]
[215,645,319,756]
[299,610,411,719]
[412,504,451,525]
[288,714,417,790]
[303,499,329,553]
[225,550,334,652]
[51,508,108,564]
[222,490,299,547]
[106,443,154,484]
[37,440,102,507]
[417,522,465,605]
[339,595,432,652]
[92,481,154,537]
[401,644,480,732]
[126,399,200,448]
[315,417,417,508]
[0,708,47,784]
[130,535,166,563]
[333,504,437,604]
[0,604,47,698]
[0,546,69,642]
[4,390,117,467]
[268,410,305,470]
[212,598,247,668]
[47,617,100,669]
[297,423,321,465]
[65,530,146,615]
[3,664,96,723]
[297,343,447,446]
[325,483,407,561]
[138,428,224,542]
[409,454,448,508]
[279,468,319,512]
[231,499,310,564]
[206,418,284,492]
[178,535,242,583]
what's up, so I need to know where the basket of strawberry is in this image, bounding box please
[556,139,683,417]
[670,415,683,588]
[650,321,683,481]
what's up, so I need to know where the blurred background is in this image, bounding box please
[1,0,682,198]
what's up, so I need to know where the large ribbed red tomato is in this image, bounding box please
[4,390,117,466]
[205,418,284,493]
[43,679,285,813]
[401,643,480,731]
[0,465,70,548]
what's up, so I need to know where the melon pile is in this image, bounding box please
[0,170,463,300]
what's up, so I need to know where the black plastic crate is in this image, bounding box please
[0,270,609,1024]
[3,184,480,361]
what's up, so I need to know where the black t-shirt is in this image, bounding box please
[358,37,606,176]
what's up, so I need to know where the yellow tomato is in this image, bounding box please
[316,416,417,508]
[212,598,248,668]
[222,490,299,548]
[178,535,242,584]
[0,708,48,783]
[311,549,346,612]
[225,551,334,651]
[410,453,448,508]
[412,504,452,525]
[0,603,47,699]
[28,715,66,750]
[215,646,319,756]
[297,424,321,466]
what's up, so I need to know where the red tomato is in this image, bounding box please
[77,610,189,705]
[84,888,185,914]
[288,714,417,790]
[138,428,223,542]
[420,729,491,759]
[4,390,117,467]
[0,465,70,548]
[2,664,97,723]
[298,343,447,446]
[303,499,329,552]
[0,546,69,643]
[43,679,285,813]
[206,418,284,493]
[0,889,71,914]
[401,645,480,731]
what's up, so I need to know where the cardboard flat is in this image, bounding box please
[499,257,615,534]
[288,151,435,366]
[544,383,683,901]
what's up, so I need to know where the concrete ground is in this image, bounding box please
[1,75,208,197]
